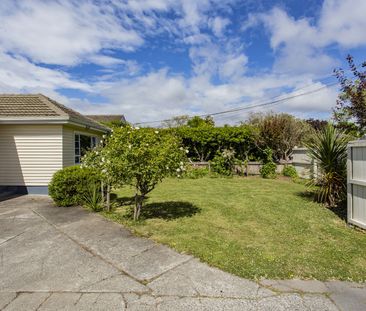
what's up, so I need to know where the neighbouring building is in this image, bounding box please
[0,94,110,195]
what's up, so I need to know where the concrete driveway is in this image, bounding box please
[0,195,365,310]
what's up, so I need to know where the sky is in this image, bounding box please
[0,0,366,125]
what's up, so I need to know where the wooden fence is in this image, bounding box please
[347,140,366,229]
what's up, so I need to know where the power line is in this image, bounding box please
[134,80,339,126]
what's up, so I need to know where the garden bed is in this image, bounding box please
[103,176,366,281]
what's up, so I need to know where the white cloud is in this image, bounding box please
[0,52,90,92]
[209,17,231,37]
[255,0,366,76]
[0,0,143,66]
[0,0,354,124]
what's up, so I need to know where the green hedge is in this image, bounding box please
[49,166,100,207]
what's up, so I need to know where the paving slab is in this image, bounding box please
[38,293,125,311]
[326,281,366,311]
[0,292,16,309]
[3,292,50,311]
[34,204,192,281]
[260,279,330,293]
[0,195,365,310]
[148,258,274,298]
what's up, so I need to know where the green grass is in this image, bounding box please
[103,177,366,281]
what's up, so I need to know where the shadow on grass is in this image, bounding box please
[296,191,347,221]
[296,190,316,202]
[121,200,201,220]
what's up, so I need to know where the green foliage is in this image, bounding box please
[83,182,103,211]
[333,55,366,136]
[210,148,236,176]
[187,115,215,127]
[49,166,100,207]
[248,112,312,161]
[282,165,298,178]
[171,125,260,162]
[183,166,210,179]
[105,125,187,220]
[260,148,277,179]
[260,162,277,179]
[305,124,349,207]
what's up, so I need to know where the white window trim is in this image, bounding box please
[74,132,98,164]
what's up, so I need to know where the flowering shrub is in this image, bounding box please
[210,148,237,176]
[85,125,187,220]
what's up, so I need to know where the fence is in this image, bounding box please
[292,147,316,179]
[347,140,366,229]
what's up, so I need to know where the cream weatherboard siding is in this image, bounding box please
[62,125,102,167]
[62,125,75,167]
[0,124,63,186]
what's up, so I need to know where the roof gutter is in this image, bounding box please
[0,118,110,133]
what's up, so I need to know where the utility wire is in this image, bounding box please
[134,80,339,126]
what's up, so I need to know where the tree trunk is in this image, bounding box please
[101,180,105,207]
[106,183,111,212]
[133,193,144,221]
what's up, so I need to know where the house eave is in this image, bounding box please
[0,118,110,133]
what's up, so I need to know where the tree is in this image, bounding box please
[247,112,312,162]
[306,118,328,131]
[333,55,366,136]
[106,126,187,220]
[187,116,215,127]
[163,115,190,128]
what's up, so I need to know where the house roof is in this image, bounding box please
[0,94,109,133]
[86,114,126,123]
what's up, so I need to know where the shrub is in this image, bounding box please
[260,162,277,179]
[260,148,277,179]
[184,166,210,179]
[282,165,298,178]
[210,148,236,176]
[83,182,103,211]
[49,166,100,207]
[305,123,349,207]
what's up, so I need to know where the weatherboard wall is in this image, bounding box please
[0,124,63,187]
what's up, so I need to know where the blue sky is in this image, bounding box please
[0,0,365,124]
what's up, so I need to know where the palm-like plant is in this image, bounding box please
[305,124,349,207]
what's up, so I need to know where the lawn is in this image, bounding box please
[104,176,366,281]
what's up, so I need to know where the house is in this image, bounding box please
[86,114,126,124]
[0,94,110,195]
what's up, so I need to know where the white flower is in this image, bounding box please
[176,168,181,172]
[135,127,140,130]
[185,149,189,154]
[146,143,149,146]
[166,166,169,170]
[101,157,105,162]
[96,151,99,155]
[102,135,106,139]
[180,161,184,166]
[128,144,132,149]
[179,147,184,151]
[155,130,159,134]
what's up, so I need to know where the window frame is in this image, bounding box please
[74,132,98,164]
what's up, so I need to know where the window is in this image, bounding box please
[75,134,97,164]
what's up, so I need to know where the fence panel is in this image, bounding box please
[347,140,366,229]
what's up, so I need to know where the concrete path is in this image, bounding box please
[0,196,365,311]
